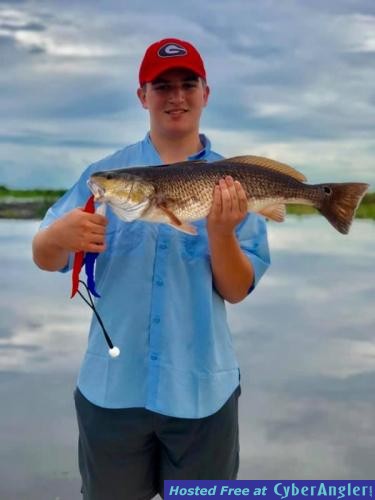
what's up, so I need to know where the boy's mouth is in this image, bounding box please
[165,109,188,116]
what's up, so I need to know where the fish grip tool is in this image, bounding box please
[71,195,120,358]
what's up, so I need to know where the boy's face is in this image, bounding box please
[137,68,210,139]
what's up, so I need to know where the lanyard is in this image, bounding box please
[70,195,120,358]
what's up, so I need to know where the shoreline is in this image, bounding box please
[0,200,53,219]
[1,191,374,221]
[1,202,374,221]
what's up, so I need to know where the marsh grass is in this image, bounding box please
[0,186,66,199]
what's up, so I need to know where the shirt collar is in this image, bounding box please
[143,132,211,164]
[189,134,211,160]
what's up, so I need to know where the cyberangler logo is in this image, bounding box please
[158,43,187,58]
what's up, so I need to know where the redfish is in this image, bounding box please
[88,156,368,235]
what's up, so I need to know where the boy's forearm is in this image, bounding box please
[32,224,70,272]
[208,231,254,304]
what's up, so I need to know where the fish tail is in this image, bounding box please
[317,182,369,234]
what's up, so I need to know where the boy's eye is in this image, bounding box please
[183,82,198,89]
[153,84,170,91]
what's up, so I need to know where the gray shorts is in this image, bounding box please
[74,385,241,500]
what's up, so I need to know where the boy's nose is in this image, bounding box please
[168,85,186,101]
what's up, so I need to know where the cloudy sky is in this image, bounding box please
[0,0,374,189]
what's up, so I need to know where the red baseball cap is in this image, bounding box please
[139,38,206,86]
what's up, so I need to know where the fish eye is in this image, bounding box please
[324,186,332,195]
[106,173,114,180]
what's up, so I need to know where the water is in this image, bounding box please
[0,217,374,499]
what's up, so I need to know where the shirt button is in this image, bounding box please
[150,355,158,361]
[153,317,160,324]
[156,279,164,287]
[160,243,167,250]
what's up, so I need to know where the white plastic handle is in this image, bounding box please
[109,346,121,358]
[96,202,107,216]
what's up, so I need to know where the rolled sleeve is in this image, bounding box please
[236,213,271,293]
[57,252,74,274]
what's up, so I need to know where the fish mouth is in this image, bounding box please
[87,178,105,202]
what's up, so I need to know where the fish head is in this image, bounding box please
[88,170,155,215]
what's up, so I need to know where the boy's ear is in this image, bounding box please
[137,87,148,109]
[203,84,210,107]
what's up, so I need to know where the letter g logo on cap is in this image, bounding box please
[158,43,187,58]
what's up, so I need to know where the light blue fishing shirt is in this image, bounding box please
[41,133,270,418]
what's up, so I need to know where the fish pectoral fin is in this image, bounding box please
[158,204,198,235]
[225,155,307,182]
[258,204,286,222]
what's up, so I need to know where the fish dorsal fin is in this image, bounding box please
[158,159,208,168]
[225,155,307,182]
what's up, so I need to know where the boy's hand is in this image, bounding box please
[207,176,248,237]
[52,208,108,253]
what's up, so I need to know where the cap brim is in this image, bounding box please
[141,61,206,85]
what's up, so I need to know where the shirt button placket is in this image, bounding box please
[149,229,168,371]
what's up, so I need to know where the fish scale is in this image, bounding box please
[131,163,323,219]
[88,156,369,235]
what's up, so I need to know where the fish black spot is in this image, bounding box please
[106,173,114,180]
[324,186,332,195]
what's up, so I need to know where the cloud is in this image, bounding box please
[0,20,45,31]
[0,0,374,188]
[286,371,375,403]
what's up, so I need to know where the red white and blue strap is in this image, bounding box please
[70,195,100,299]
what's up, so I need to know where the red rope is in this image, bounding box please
[70,195,95,298]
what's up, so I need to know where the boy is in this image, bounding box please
[32,38,270,499]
